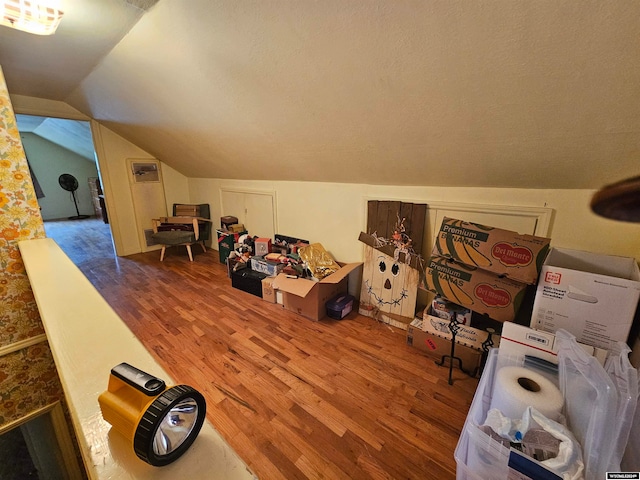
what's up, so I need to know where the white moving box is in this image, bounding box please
[530,247,640,351]
[500,322,608,366]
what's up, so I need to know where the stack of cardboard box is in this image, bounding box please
[409,218,551,368]
[422,217,551,322]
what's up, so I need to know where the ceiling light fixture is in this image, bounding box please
[0,0,64,35]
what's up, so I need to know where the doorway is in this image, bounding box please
[16,114,117,263]
[0,403,83,480]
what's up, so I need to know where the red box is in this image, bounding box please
[254,238,272,256]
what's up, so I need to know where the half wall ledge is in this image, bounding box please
[18,238,255,480]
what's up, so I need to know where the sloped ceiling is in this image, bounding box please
[3,1,640,189]
[0,0,153,99]
[16,115,94,160]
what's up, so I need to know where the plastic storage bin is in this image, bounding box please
[454,350,539,480]
[325,293,355,319]
[455,331,618,480]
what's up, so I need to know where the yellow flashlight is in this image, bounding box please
[98,363,206,466]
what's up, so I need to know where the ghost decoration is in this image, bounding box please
[359,244,420,324]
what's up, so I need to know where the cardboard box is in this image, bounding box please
[250,255,285,277]
[262,277,277,303]
[631,335,640,369]
[432,217,551,285]
[254,238,272,256]
[530,247,640,351]
[431,296,472,324]
[217,229,247,264]
[500,322,608,366]
[226,256,246,278]
[273,234,309,255]
[272,262,362,321]
[422,308,502,351]
[220,215,238,229]
[422,255,528,323]
[407,318,483,373]
[228,223,246,233]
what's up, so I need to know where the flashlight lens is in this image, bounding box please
[152,396,200,455]
[134,385,207,466]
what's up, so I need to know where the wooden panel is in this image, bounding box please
[409,203,427,253]
[360,245,419,320]
[366,200,427,253]
[385,201,402,239]
[366,201,378,235]
[373,201,389,238]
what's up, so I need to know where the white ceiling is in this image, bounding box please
[1,0,639,190]
[16,114,94,160]
[0,0,155,99]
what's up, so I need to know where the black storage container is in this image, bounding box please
[231,268,267,297]
[326,293,355,320]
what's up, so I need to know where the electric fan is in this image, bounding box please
[58,173,90,220]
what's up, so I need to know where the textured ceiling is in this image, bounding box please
[2,1,640,189]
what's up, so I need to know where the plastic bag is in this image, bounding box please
[555,330,618,480]
[298,243,340,280]
[483,406,584,480]
[604,341,640,472]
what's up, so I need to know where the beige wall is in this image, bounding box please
[12,95,186,257]
[90,122,157,255]
[14,94,640,263]
[189,178,640,263]
[162,162,190,213]
[7,99,602,264]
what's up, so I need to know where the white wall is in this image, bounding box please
[13,94,184,257]
[14,95,640,263]
[91,122,159,256]
[161,163,190,214]
[189,179,640,262]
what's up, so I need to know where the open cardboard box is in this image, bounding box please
[423,308,502,351]
[499,322,609,366]
[531,247,640,350]
[272,262,362,321]
[407,318,483,373]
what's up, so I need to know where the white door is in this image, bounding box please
[220,188,276,239]
[128,159,168,252]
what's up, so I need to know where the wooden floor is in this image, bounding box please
[44,218,479,480]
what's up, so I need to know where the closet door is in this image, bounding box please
[128,159,167,252]
[220,188,276,239]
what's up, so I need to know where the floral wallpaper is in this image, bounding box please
[0,343,62,426]
[0,65,62,428]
